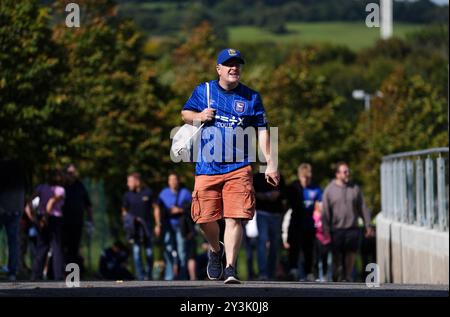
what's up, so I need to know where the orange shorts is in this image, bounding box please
[191,165,255,224]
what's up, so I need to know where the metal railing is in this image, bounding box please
[381,147,449,232]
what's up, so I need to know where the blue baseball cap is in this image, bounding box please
[217,48,245,65]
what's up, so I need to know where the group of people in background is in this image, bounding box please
[119,171,196,281]
[0,161,92,281]
[22,164,92,281]
[244,162,375,283]
[0,159,375,282]
[116,161,375,282]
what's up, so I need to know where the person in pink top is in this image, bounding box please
[313,203,331,282]
[28,169,66,280]
[47,185,65,218]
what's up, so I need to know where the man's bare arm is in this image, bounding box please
[46,195,63,214]
[258,128,280,186]
[153,203,161,227]
[153,203,162,238]
[24,194,38,222]
[181,109,215,124]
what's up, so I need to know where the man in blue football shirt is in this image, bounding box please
[181,48,279,284]
[158,172,192,280]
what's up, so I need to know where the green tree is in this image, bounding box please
[260,50,353,186]
[0,0,69,178]
[52,0,169,237]
[351,67,448,212]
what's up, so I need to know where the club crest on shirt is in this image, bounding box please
[142,196,149,201]
[234,100,246,113]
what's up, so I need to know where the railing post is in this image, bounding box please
[425,156,435,229]
[393,160,399,221]
[406,160,415,224]
[386,161,392,219]
[437,156,448,231]
[416,158,425,227]
[399,160,407,223]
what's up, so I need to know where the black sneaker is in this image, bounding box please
[207,241,224,280]
[224,266,241,284]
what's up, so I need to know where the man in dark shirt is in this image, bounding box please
[62,164,93,272]
[286,163,322,281]
[122,172,161,280]
[253,172,286,280]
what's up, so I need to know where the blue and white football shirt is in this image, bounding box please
[183,80,268,175]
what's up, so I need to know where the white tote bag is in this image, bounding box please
[171,82,211,161]
[245,212,258,238]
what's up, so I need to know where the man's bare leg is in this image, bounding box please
[200,221,221,253]
[188,259,197,280]
[224,218,243,268]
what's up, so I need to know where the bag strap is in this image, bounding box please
[206,81,210,108]
[192,81,210,131]
[180,81,210,149]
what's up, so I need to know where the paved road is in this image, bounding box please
[0,281,448,297]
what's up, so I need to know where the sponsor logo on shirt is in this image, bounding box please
[234,100,246,113]
[142,196,149,201]
[214,115,244,127]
